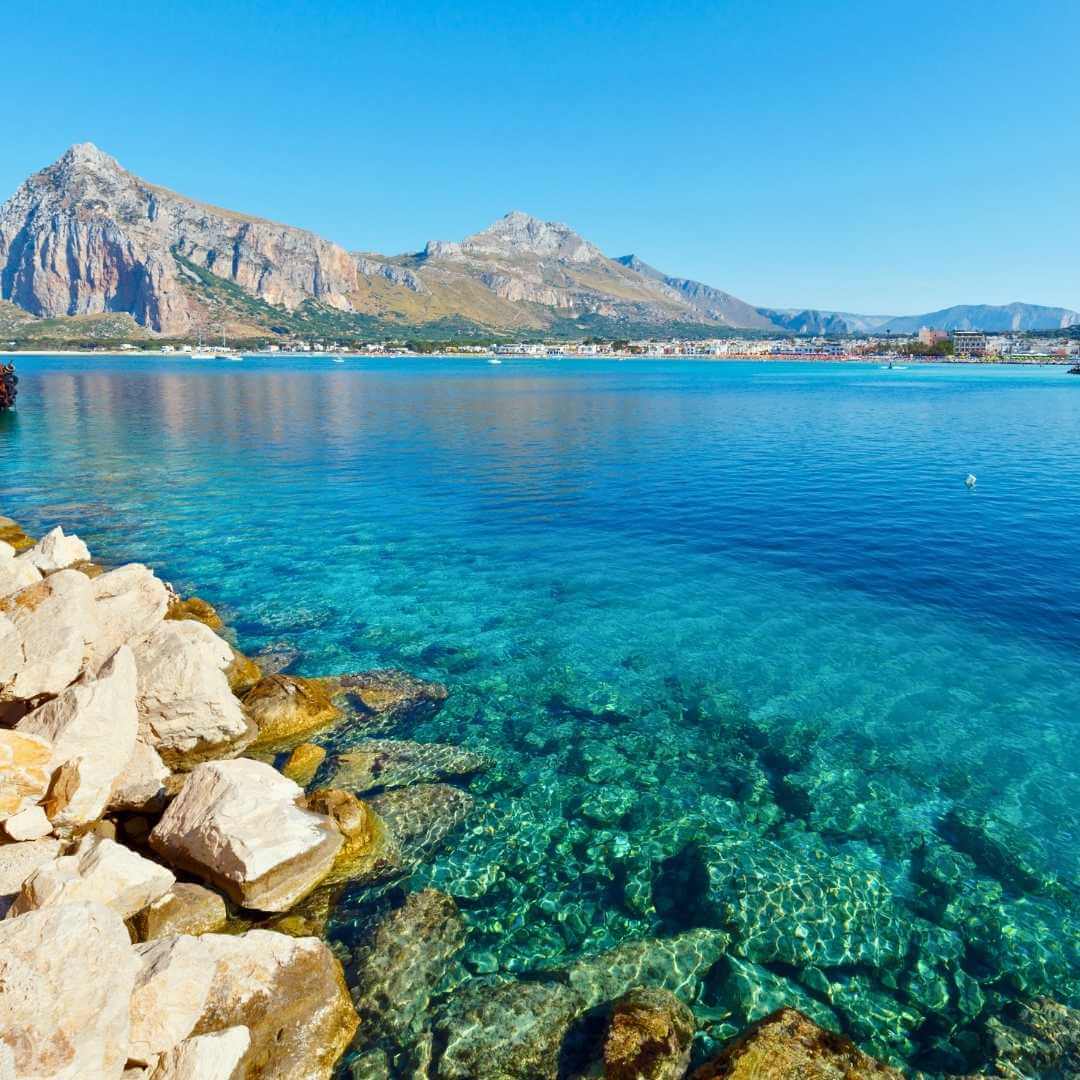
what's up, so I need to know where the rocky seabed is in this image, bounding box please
[0,516,1076,1080]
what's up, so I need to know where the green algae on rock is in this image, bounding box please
[243,674,343,749]
[336,669,449,733]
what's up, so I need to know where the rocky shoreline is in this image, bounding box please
[1,516,1076,1079]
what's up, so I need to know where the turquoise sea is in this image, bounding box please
[3,356,1079,1074]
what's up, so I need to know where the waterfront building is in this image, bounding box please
[951,331,988,357]
[918,328,949,346]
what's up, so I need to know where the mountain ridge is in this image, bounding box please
[1,144,1076,339]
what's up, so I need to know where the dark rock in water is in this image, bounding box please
[690,1007,904,1079]
[985,996,1080,1078]
[603,987,695,1080]
[566,928,728,1009]
[0,363,16,410]
[338,669,449,732]
[435,978,583,1079]
[369,783,474,867]
[714,955,840,1034]
[326,739,492,794]
[944,806,1066,899]
[254,643,301,675]
[352,889,465,1043]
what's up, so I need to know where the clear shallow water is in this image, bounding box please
[3,356,1079,1073]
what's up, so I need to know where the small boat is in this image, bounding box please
[219,354,243,362]
[190,351,215,360]
[327,355,345,363]
[487,358,502,365]
[1069,364,1080,375]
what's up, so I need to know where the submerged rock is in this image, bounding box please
[603,987,695,1080]
[243,674,342,748]
[985,996,1080,1078]
[149,758,342,912]
[690,1007,904,1079]
[337,669,449,732]
[436,978,583,1080]
[0,901,140,1079]
[306,787,399,887]
[368,782,474,868]
[326,738,492,794]
[352,889,465,1042]
[282,742,328,787]
[166,594,225,631]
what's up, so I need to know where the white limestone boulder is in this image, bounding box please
[0,728,52,821]
[134,620,255,768]
[0,901,139,1079]
[7,833,174,919]
[2,804,52,841]
[0,569,98,701]
[16,524,91,573]
[90,563,169,669]
[0,837,63,917]
[17,645,138,827]
[0,539,41,599]
[109,737,172,813]
[129,934,217,1065]
[149,1028,250,1080]
[149,758,343,912]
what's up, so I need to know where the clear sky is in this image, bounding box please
[4,0,1078,314]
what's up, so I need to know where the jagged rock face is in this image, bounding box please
[0,143,359,333]
[425,210,604,264]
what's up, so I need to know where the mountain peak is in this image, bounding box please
[424,210,603,264]
[55,142,122,173]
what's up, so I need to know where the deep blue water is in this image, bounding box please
[3,356,1079,1073]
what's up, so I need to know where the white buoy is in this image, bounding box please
[965,474,977,488]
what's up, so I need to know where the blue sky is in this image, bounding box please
[5,0,1078,314]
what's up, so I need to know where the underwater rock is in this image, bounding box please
[306,787,399,887]
[567,928,729,1009]
[716,955,840,1033]
[166,594,225,631]
[17,645,139,828]
[579,785,636,827]
[243,674,342,749]
[690,1007,904,1079]
[369,782,474,869]
[8,832,174,919]
[337,669,449,732]
[352,889,466,1043]
[282,742,328,787]
[0,900,140,1080]
[149,758,343,912]
[224,647,262,695]
[985,996,1080,1078]
[134,882,229,940]
[326,739,492,794]
[435,977,583,1079]
[603,986,695,1080]
[134,620,256,768]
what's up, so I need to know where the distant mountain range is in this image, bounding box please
[1,144,1077,340]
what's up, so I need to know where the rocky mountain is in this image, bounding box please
[1,145,1076,340]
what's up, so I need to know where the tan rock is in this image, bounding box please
[225,646,262,695]
[2,803,52,841]
[109,738,172,813]
[134,621,255,768]
[0,901,140,1079]
[0,837,63,916]
[166,594,224,631]
[281,742,327,787]
[689,1008,904,1079]
[129,934,217,1065]
[306,787,397,887]
[149,1027,250,1080]
[8,833,174,919]
[16,524,91,573]
[604,987,695,1080]
[0,517,35,552]
[149,758,342,912]
[17,645,139,827]
[0,569,98,701]
[242,675,342,748]
[90,563,169,668]
[188,929,358,1079]
[134,882,228,940]
[0,728,52,819]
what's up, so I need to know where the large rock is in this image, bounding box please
[17,645,138,827]
[0,538,41,598]
[149,758,343,912]
[0,728,52,819]
[188,929,358,1079]
[337,669,449,732]
[0,837,63,916]
[690,1008,903,1080]
[604,987,695,1080]
[2,804,52,841]
[16,524,91,573]
[134,620,255,768]
[0,569,98,701]
[352,889,465,1042]
[326,739,492,794]
[149,1027,250,1080]
[133,882,229,940]
[0,901,140,1079]
[7,833,174,919]
[368,782,474,869]
[305,787,398,886]
[242,675,342,748]
[89,563,169,668]
[109,737,172,813]
[281,742,327,787]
